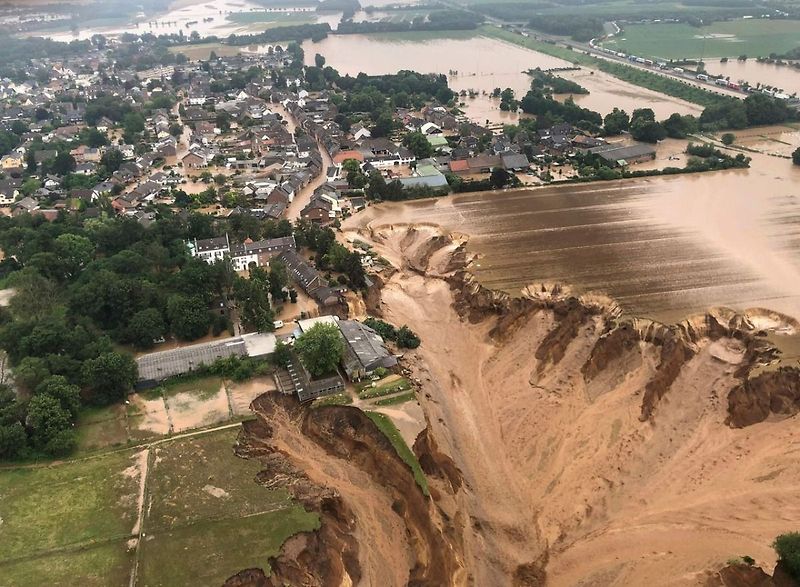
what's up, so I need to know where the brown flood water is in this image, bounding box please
[704,58,800,96]
[304,34,703,122]
[350,150,800,324]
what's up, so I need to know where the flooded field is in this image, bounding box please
[304,33,703,121]
[349,149,800,324]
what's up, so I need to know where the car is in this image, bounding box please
[273,320,285,329]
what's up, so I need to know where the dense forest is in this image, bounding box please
[0,210,297,460]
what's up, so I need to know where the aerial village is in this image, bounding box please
[0,33,692,412]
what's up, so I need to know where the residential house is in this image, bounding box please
[278,249,345,307]
[338,319,398,381]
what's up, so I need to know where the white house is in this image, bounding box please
[420,122,442,135]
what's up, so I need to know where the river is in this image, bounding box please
[347,143,800,324]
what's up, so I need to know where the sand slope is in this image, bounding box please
[351,223,800,586]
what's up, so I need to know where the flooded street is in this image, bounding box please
[304,33,703,122]
[349,149,800,324]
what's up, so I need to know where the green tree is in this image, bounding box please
[792,148,800,166]
[233,271,274,333]
[273,340,293,367]
[395,325,420,349]
[294,323,345,378]
[490,167,513,189]
[126,308,166,349]
[123,112,146,135]
[54,233,94,278]
[26,394,74,455]
[402,131,434,159]
[50,151,76,175]
[0,386,26,459]
[314,53,326,68]
[370,111,395,138]
[630,118,667,144]
[269,260,289,301]
[603,108,630,136]
[100,148,124,173]
[20,177,41,197]
[13,356,51,392]
[774,532,800,580]
[721,133,736,146]
[81,351,137,405]
[36,375,81,418]
[662,113,697,139]
[166,294,212,340]
[85,128,109,148]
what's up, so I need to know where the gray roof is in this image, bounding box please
[231,235,296,257]
[136,336,247,385]
[194,235,229,253]
[589,143,656,162]
[136,333,276,386]
[398,174,449,189]
[501,152,530,170]
[339,320,397,378]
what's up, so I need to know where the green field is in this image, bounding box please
[463,0,769,20]
[0,428,318,586]
[604,20,800,60]
[366,411,429,496]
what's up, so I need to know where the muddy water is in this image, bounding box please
[704,58,800,96]
[304,34,703,121]
[351,152,800,323]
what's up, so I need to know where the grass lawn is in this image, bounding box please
[140,428,319,584]
[605,20,800,60]
[0,451,141,561]
[312,393,353,408]
[160,375,223,402]
[146,428,294,530]
[138,508,318,586]
[358,377,412,400]
[75,404,129,452]
[366,412,429,496]
[465,0,764,19]
[0,427,319,586]
[2,542,133,587]
[375,391,416,406]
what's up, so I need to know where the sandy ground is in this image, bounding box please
[227,376,276,416]
[372,400,426,448]
[343,223,800,586]
[166,384,230,433]
[128,394,171,438]
[0,288,14,307]
[255,397,418,586]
